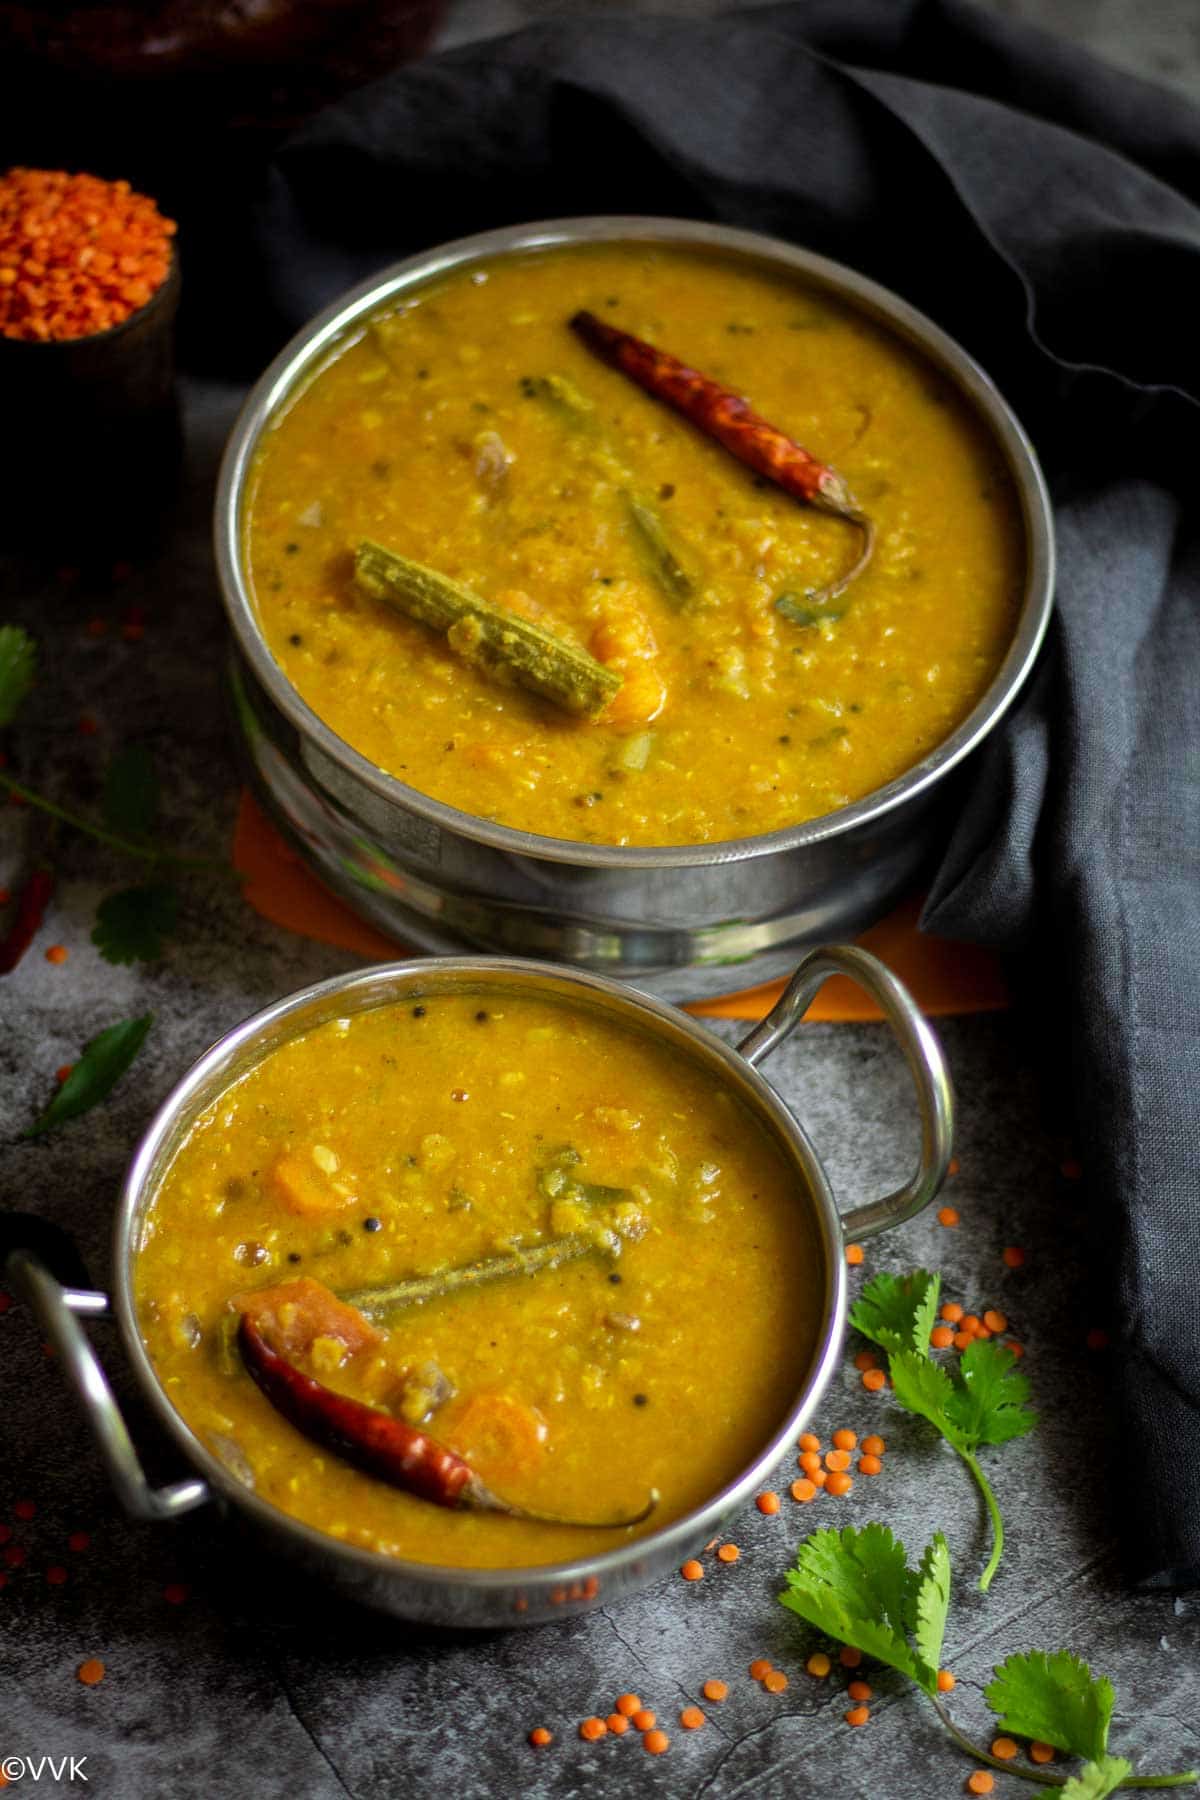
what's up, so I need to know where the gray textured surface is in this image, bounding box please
[1,387,1197,1788]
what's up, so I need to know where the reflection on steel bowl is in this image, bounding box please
[215,218,1055,999]
[6,947,952,1626]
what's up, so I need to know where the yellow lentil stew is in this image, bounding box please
[134,987,820,1568]
[244,243,1024,847]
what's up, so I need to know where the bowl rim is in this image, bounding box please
[214,214,1056,871]
[113,954,849,1596]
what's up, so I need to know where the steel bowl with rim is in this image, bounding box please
[6,944,951,1628]
[216,216,1055,1002]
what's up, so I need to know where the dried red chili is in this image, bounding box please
[0,860,55,974]
[238,1316,656,1528]
[570,309,874,603]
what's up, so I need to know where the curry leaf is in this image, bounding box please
[985,1652,1114,1763]
[850,1267,941,1357]
[102,745,159,840]
[26,1015,153,1137]
[1059,1757,1134,1799]
[0,625,36,727]
[91,884,179,965]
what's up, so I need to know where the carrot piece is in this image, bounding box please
[233,1276,380,1359]
[266,1150,354,1218]
[439,1392,548,1485]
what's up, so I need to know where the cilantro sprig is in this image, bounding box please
[850,1266,1036,1589]
[781,1528,1196,1792]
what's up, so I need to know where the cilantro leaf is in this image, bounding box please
[985,1652,1114,1762]
[91,884,178,965]
[889,1349,970,1448]
[0,624,36,727]
[951,1339,1038,1447]
[26,1015,153,1137]
[850,1267,941,1356]
[780,1525,942,1694]
[1060,1758,1133,1800]
[102,745,159,840]
[908,1531,951,1679]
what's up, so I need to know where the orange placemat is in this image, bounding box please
[233,790,1007,1022]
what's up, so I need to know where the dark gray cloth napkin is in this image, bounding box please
[253,0,1200,1586]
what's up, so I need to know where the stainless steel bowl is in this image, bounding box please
[216,217,1055,1000]
[8,945,951,1627]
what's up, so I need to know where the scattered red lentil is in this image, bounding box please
[931,1325,955,1349]
[861,1435,885,1457]
[681,1559,704,1582]
[764,1670,789,1694]
[0,1525,10,1544]
[606,1713,628,1735]
[702,1679,728,1702]
[839,1648,863,1669]
[45,944,69,965]
[1003,1246,1026,1268]
[937,1206,960,1227]
[0,168,175,343]
[756,1491,780,1515]
[990,1738,1018,1760]
[0,888,9,905]
[798,1432,821,1453]
[832,1428,857,1451]
[799,1450,823,1475]
[806,1652,832,1679]
[953,1331,973,1351]
[826,1472,854,1497]
[56,1065,73,1084]
[1030,1742,1055,1764]
[749,1659,772,1681]
[716,1544,739,1564]
[1086,1328,1110,1351]
[579,1717,607,1742]
[616,1693,642,1717]
[858,1454,883,1476]
[825,1448,852,1473]
[45,1564,67,1585]
[163,1582,188,1605]
[853,1348,878,1372]
[86,617,108,637]
[78,715,99,736]
[847,1680,872,1702]
[632,1709,656,1732]
[13,1500,35,1521]
[3,1546,25,1568]
[642,1729,669,1755]
[1007,1340,1025,1357]
[941,1302,964,1324]
[937,1670,957,1694]
[528,1727,553,1747]
[844,1704,870,1727]
[846,1243,864,1266]
[791,1478,818,1503]
[121,622,146,643]
[1060,1157,1083,1181]
[983,1309,1008,1334]
[862,1368,886,1392]
[947,1157,960,1176]
[680,1706,705,1730]
[811,1468,829,1488]
[967,1775,995,1795]
[77,1659,105,1686]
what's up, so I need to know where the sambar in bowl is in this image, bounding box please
[217,218,1053,994]
[2,950,949,1624]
